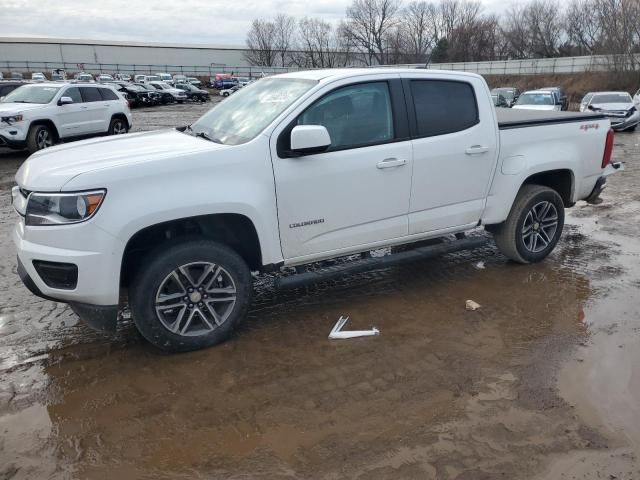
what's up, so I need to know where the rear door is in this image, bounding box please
[403,74,499,234]
[271,77,413,261]
[79,87,109,133]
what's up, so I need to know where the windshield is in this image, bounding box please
[159,74,171,79]
[1,85,61,104]
[191,78,316,145]
[591,93,631,104]
[147,76,161,82]
[78,74,92,80]
[515,93,553,106]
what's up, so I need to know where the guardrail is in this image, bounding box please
[2,54,640,78]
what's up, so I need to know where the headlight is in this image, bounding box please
[25,190,106,226]
[627,106,637,117]
[1,114,23,125]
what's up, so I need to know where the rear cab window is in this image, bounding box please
[99,88,119,101]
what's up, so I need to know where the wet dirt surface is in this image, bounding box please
[1,102,639,479]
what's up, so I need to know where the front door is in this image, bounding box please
[56,87,91,138]
[271,80,413,262]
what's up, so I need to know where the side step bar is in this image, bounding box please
[276,236,489,290]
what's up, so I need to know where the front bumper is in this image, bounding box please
[608,112,640,131]
[17,256,118,331]
[0,123,28,148]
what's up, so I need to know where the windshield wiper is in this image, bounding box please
[195,131,222,144]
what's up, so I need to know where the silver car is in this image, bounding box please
[583,91,640,132]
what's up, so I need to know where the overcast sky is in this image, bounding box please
[1,0,514,46]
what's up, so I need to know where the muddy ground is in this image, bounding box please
[0,102,639,479]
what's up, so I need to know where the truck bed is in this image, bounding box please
[496,108,605,130]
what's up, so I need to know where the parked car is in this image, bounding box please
[155,73,174,85]
[75,72,95,83]
[220,85,241,97]
[541,86,568,110]
[147,81,188,103]
[31,72,47,82]
[0,83,131,153]
[583,91,640,131]
[175,83,210,102]
[97,74,115,83]
[10,69,622,352]
[491,92,509,108]
[0,81,26,99]
[173,74,188,85]
[115,73,131,82]
[187,77,202,88]
[134,74,146,83]
[211,73,237,89]
[51,69,67,82]
[11,72,24,80]
[0,72,3,80]
[143,75,162,83]
[109,82,161,107]
[490,87,520,107]
[512,90,561,111]
[235,77,251,87]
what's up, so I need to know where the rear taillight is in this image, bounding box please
[602,128,614,168]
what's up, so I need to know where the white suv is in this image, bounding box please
[0,83,132,153]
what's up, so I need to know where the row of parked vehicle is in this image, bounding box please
[490,86,640,132]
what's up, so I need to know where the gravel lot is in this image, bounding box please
[1,102,639,479]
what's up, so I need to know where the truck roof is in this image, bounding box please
[275,68,482,82]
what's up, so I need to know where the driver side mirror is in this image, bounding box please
[290,125,331,155]
[58,96,73,106]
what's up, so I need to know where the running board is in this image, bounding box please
[275,236,489,290]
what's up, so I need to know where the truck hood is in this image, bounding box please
[16,129,227,191]
[0,103,48,115]
[589,102,634,112]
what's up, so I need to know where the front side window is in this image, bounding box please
[297,82,394,151]
[1,85,61,104]
[411,80,479,137]
[99,88,119,101]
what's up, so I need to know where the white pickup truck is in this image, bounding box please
[12,68,621,352]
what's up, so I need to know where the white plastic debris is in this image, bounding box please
[465,300,481,311]
[329,316,380,339]
[474,261,486,270]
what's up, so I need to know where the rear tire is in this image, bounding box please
[130,240,252,353]
[491,185,564,264]
[26,124,55,153]
[108,117,128,135]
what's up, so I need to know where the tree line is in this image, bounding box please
[244,0,640,69]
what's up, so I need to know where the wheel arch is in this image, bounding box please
[120,213,263,288]
[521,168,575,206]
[29,119,60,141]
[110,112,130,129]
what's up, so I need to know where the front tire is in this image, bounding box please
[26,124,55,153]
[491,185,565,264]
[130,240,252,352]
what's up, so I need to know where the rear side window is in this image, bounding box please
[80,87,102,102]
[64,87,83,103]
[99,88,119,101]
[410,80,479,138]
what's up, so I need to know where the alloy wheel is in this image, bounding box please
[154,262,237,336]
[112,121,126,134]
[522,201,559,253]
[36,129,53,149]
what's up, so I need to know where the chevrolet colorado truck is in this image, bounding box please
[12,69,621,352]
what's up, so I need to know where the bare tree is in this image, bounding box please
[402,1,438,63]
[564,0,602,55]
[294,18,341,68]
[245,19,277,66]
[274,14,297,67]
[344,0,402,64]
